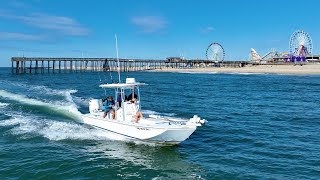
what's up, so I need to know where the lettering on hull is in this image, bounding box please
[136,127,150,131]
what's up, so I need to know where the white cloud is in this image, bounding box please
[0,32,45,41]
[201,26,215,33]
[131,16,168,33]
[0,12,89,36]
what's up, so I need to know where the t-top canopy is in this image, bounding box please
[99,78,147,89]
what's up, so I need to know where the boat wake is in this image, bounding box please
[0,89,82,120]
[0,113,118,141]
[0,85,106,141]
[0,112,164,145]
[0,82,181,145]
[0,93,162,144]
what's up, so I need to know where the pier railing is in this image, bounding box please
[11,57,249,74]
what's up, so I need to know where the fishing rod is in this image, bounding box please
[115,34,121,83]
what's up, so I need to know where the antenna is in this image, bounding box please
[115,34,121,83]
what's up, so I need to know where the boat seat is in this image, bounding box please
[123,102,137,121]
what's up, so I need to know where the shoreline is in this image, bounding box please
[150,64,320,75]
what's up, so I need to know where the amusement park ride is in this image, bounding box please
[205,30,315,64]
[289,30,313,61]
[249,30,314,63]
[206,42,225,62]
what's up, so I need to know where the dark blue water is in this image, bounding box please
[0,68,320,179]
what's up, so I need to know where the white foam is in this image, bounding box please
[0,90,45,106]
[0,80,77,97]
[0,102,9,108]
[0,115,41,135]
[57,89,82,119]
[39,121,112,141]
[30,85,78,96]
[0,90,82,120]
[0,115,22,126]
[0,114,122,141]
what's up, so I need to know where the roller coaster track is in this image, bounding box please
[261,51,273,59]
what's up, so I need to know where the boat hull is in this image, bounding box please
[82,114,197,145]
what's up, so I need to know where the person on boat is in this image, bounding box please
[129,97,137,104]
[103,96,115,119]
[133,111,143,123]
[130,98,143,123]
[116,93,127,108]
[127,92,138,101]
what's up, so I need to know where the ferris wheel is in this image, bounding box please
[206,42,225,62]
[289,30,312,56]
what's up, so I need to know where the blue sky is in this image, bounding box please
[0,0,319,67]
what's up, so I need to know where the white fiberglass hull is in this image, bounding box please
[81,113,198,145]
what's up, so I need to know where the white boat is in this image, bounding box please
[81,77,207,145]
[81,35,206,145]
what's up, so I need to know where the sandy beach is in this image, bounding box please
[151,64,320,75]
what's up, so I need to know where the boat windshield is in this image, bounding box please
[115,86,140,107]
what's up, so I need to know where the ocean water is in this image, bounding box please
[0,67,320,179]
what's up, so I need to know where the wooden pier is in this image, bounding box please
[11,57,249,74]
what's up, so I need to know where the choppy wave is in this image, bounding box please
[0,79,78,98]
[0,102,9,108]
[40,121,112,141]
[0,89,82,120]
[0,114,123,141]
[28,84,78,96]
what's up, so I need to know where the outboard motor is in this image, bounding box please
[89,99,100,114]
